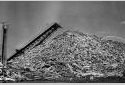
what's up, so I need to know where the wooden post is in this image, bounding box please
[1,23,8,81]
[1,23,7,67]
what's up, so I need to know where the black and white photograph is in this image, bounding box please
[0,1,125,83]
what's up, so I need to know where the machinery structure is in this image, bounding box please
[7,23,62,61]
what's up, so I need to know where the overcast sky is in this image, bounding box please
[0,1,125,58]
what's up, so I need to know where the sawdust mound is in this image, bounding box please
[7,31,125,81]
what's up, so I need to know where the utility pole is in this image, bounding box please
[1,22,8,82]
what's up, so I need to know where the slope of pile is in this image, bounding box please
[7,30,125,81]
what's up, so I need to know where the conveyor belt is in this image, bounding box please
[7,23,62,61]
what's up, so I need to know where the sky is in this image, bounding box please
[0,1,125,58]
